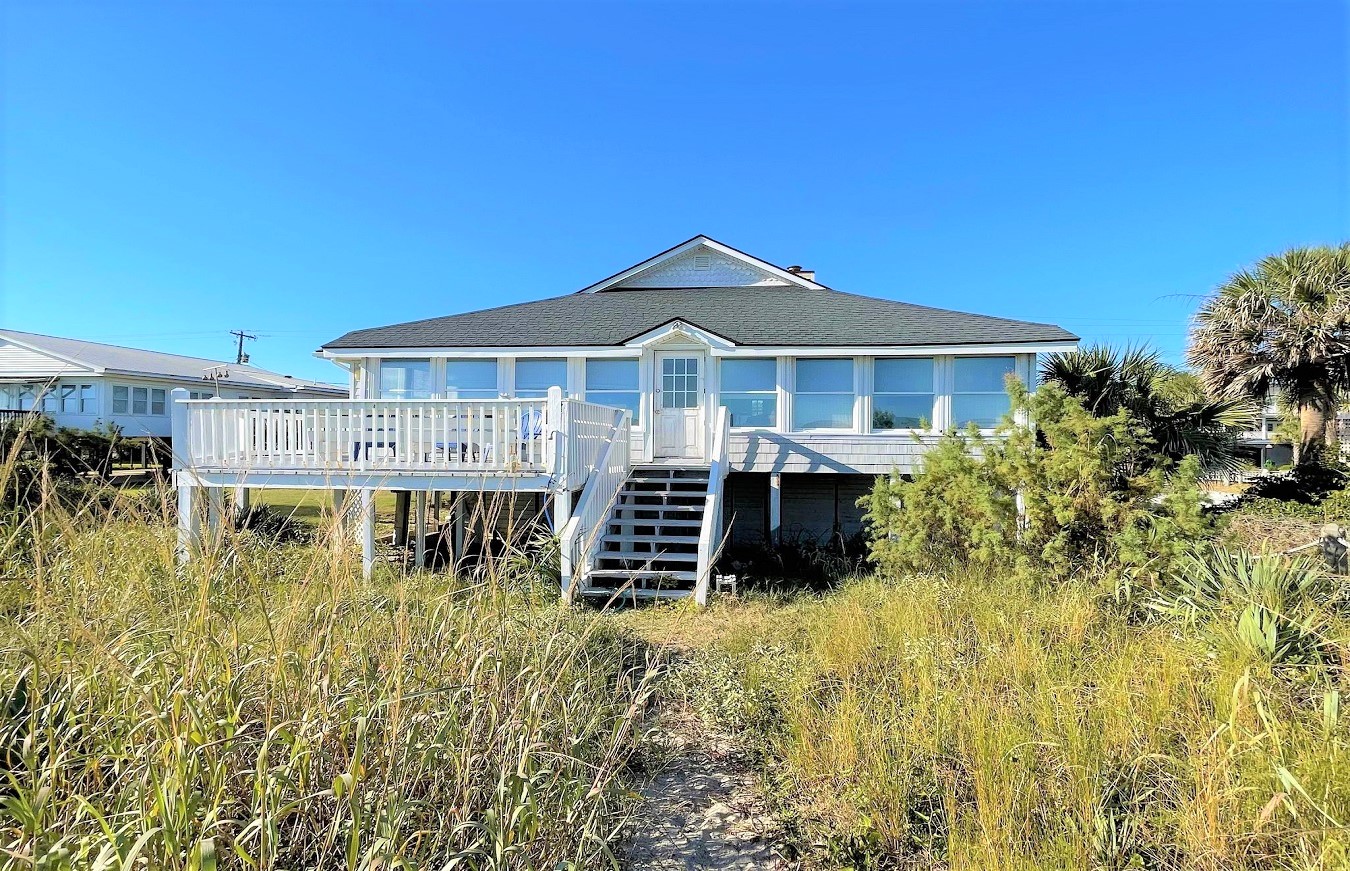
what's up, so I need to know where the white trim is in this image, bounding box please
[321,342,1072,360]
[578,236,827,293]
[0,331,106,375]
[623,320,737,351]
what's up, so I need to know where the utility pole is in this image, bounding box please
[230,330,256,364]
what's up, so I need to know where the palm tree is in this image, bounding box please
[1040,345,1255,475]
[1188,245,1350,465]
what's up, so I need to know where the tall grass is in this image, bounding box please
[0,460,658,868]
[636,570,1350,870]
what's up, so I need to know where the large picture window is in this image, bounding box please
[793,358,855,430]
[952,356,1015,428]
[873,358,934,430]
[514,358,566,398]
[445,359,498,399]
[720,359,776,427]
[379,359,433,399]
[585,359,640,420]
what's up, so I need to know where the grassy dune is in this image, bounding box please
[0,489,658,870]
[624,574,1350,870]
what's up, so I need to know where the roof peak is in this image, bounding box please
[581,236,827,293]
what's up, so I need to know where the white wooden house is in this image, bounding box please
[172,236,1077,602]
[0,330,345,443]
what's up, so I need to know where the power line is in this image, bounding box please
[230,330,257,364]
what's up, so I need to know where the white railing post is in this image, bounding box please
[170,388,199,565]
[695,406,730,606]
[546,386,565,483]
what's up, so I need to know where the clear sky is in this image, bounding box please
[2,0,1346,383]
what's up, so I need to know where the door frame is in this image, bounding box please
[652,348,708,461]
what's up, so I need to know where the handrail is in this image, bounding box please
[559,407,632,599]
[695,405,731,606]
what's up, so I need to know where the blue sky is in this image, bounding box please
[2,0,1346,383]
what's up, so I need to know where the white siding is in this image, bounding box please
[728,432,942,475]
[615,248,789,289]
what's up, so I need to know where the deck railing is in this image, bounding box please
[694,405,731,605]
[175,388,626,479]
[559,407,632,597]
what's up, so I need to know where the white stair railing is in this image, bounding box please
[559,407,632,599]
[695,405,731,606]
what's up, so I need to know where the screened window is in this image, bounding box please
[873,358,934,430]
[57,385,79,413]
[721,358,776,427]
[585,359,640,420]
[79,384,96,412]
[952,356,1015,428]
[40,388,59,413]
[15,386,37,410]
[445,359,498,399]
[514,358,566,398]
[379,359,433,399]
[793,358,855,430]
[112,385,130,414]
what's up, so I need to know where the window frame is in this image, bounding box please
[791,357,857,432]
[584,357,641,424]
[951,355,1017,430]
[720,357,778,430]
[871,357,936,432]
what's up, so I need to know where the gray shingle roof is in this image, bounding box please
[1,329,346,394]
[323,286,1078,349]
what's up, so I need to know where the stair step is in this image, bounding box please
[597,549,699,562]
[579,587,694,600]
[603,534,702,544]
[608,518,704,528]
[587,568,698,581]
[627,474,709,483]
[613,504,705,513]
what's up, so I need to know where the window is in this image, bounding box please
[112,385,129,414]
[720,358,776,427]
[79,384,96,412]
[131,387,149,415]
[379,359,433,399]
[873,358,934,430]
[793,358,855,430]
[952,356,1016,428]
[444,359,498,399]
[514,358,566,398]
[150,389,166,416]
[14,385,37,410]
[585,359,640,420]
[660,356,700,409]
[40,388,59,413]
[188,390,214,400]
[58,385,78,413]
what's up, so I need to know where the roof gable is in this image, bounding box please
[582,236,825,292]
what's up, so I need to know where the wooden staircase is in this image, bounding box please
[579,465,710,600]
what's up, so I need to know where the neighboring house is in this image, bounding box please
[0,329,346,442]
[1238,397,1350,469]
[173,236,1078,602]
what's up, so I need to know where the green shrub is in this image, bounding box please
[862,381,1212,586]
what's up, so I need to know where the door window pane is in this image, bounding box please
[515,358,566,398]
[379,359,432,399]
[445,359,498,399]
[660,356,700,409]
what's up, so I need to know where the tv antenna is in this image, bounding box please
[230,330,256,364]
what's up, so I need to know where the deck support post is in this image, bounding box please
[233,486,250,515]
[206,487,226,537]
[553,488,572,536]
[330,489,349,546]
[414,491,428,569]
[393,491,411,547]
[768,472,782,545]
[452,495,465,570]
[176,482,200,565]
[360,490,376,579]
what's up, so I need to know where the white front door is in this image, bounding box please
[654,351,705,460]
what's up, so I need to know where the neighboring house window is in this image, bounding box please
[40,388,59,413]
[720,359,776,427]
[793,358,855,430]
[151,389,166,415]
[585,359,640,420]
[952,356,1016,428]
[873,358,934,430]
[132,387,149,415]
[379,359,433,399]
[58,385,78,413]
[514,358,566,399]
[445,359,498,399]
[18,386,37,410]
[79,384,96,412]
[188,390,215,400]
[126,387,167,416]
[112,386,129,414]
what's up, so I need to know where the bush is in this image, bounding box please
[862,381,1212,586]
